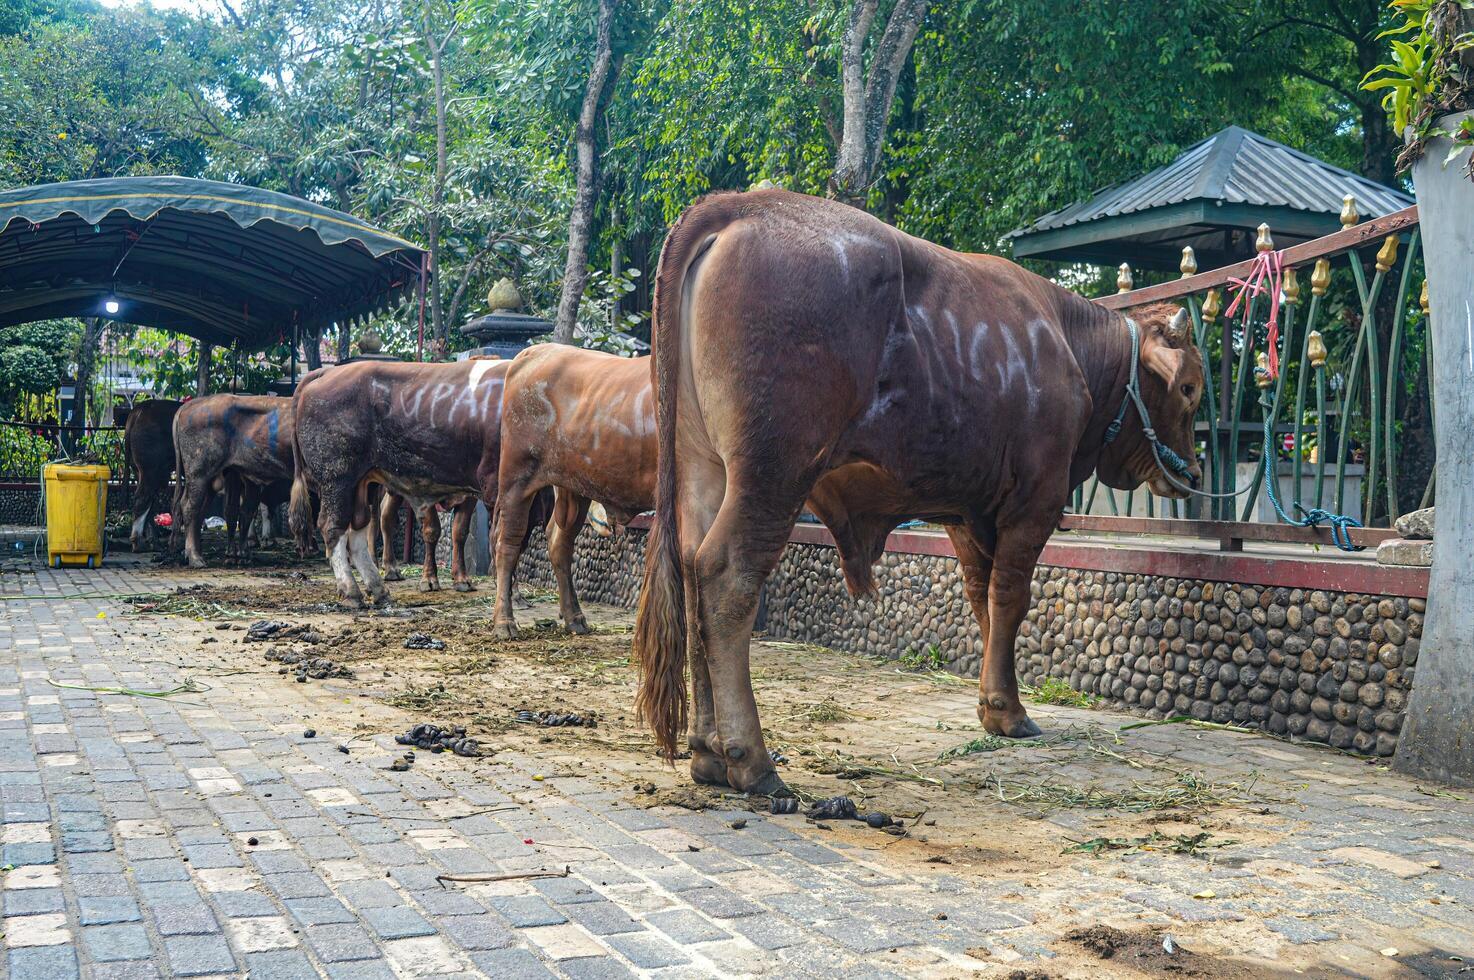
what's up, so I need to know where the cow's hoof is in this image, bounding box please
[732,767,789,797]
[418,580,437,593]
[978,703,1042,739]
[369,590,392,607]
[383,569,403,582]
[690,752,729,787]
[566,617,591,635]
[339,596,365,611]
[492,622,518,641]
[454,581,474,593]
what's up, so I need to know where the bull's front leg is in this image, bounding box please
[129,472,154,552]
[239,482,263,560]
[181,478,210,569]
[449,500,476,592]
[223,473,243,560]
[976,524,1049,739]
[418,505,442,592]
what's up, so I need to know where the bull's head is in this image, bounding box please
[1096,303,1205,498]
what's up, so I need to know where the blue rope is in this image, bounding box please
[1258,395,1364,551]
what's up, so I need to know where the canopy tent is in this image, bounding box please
[0,176,426,348]
[1009,127,1413,271]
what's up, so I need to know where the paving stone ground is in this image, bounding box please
[4,560,1474,978]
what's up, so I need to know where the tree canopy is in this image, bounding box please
[0,0,1408,359]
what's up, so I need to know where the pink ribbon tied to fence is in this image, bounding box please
[1224,247,1285,379]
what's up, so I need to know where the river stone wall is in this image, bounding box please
[517,526,1421,757]
[0,485,135,525]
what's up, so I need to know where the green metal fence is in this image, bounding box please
[1083,199,1427,538]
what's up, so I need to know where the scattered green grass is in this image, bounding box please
[385,683,457,712]
[937,724,1112,761]
[898,644,947,672]
[983,771,1264,813]
[1024,676,1099,708]
[791,696,855,725]
[1062,831,1237,858]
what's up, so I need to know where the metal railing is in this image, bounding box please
[1077,199,1427,550]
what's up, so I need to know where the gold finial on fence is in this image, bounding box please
[1340,194,1359,227]
[1307,330,1327,369]
[1283,267,1300,305]
[1311,257,1332,296]
[1179,246,1197,278]
[1116,263,1133,294]
[1254,352,1272,389]
[1375,234,1399,273]
[1420,279,1430,315]
[1256,223,1274,253]
[1201,287,1222,324]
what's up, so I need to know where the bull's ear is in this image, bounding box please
[1141,332,1185,385]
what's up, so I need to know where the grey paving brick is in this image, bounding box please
[485,894,568,928]
[284,897,358,926]
[89,963,162,980]
[605,932,692,968]
[323,961,398,980]
[534,876,604,904]
[243,950,321,980]
[360,905,436,940]
[409,888,485,917]
[163,934,238,976]
[151,901,221,936]
[645,908,732,945]
[336,879,405,909]
[565,900,644,936]
[132,858,191,882]
[77,897,142,926]
[306,922,381,962]
[82,923,153,961]
[213,890,281,918]
[680,887,763,919]
[181,843,243,868]
[3,886,66,916]
[438,912,516,951]
[8,944,80,980]
[470,947,559,978]
[727,911,808,950]
[264,872,333,900]
[560,954,639,980]
[1266,917,1339,943]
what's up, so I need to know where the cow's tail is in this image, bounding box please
[288,379,316,551]
[634,199,727,761]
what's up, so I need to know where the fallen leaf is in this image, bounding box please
[1192,890,1216,900]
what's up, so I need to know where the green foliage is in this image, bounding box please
[0,321,82,415]
[1362,0,1474,171]
[1025,676,1099,708]
[898,643,947,671]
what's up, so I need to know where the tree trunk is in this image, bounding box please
[304,328,322,371]
[1393,111,1474,785]
[427,11,448,353]
[553,0,619,346]
[196,341,213,397]
[828,0,929,206]
[73,318,105,428]
[337,322,352,362]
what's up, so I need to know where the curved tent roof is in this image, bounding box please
[0,176,425,347]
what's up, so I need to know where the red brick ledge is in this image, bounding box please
[625,516,1429,599]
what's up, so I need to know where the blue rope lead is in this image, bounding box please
[1258,396,1364,551]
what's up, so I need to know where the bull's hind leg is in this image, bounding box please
[130,472,156,552]
[180,477,211,569]
[449,501,476,592]
[491,479,539,640]
[318,484,367,608]
[349,524,390,605]
[547,490,591,633]
[417,505,442,592]
[378,492,404,582]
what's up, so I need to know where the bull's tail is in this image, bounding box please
[288,378,316,552]
[633,200,727,760]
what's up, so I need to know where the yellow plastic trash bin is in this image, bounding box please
[43,463,110,569]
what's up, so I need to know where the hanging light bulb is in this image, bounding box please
[104,296,120,316]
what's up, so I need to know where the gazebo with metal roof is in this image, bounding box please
[1009,127,1412,270]
[0,176,426,349]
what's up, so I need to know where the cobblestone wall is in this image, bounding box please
[518,526,1421,757]
[0,485,135,524]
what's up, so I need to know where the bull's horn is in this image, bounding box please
[1166,307,1190,343]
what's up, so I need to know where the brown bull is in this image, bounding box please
[491,345,656,638]
[172,394,305,568]
[289,359,509,608]
[633,190,1204,794]
[124,398,181,551]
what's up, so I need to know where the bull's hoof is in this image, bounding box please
[368,590,392,607]
[339,596,365,611]
[453,581,475,593]
[492,622,518,641]
[418,580,437,593]
[978,702,1042,739]
[130,539,142,553]
[383,569,403,582]
[731,767,789,797]
[690,752,729,787]
[565,617,591,635]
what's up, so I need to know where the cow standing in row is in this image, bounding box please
[124,398,181,552]
[172,394,305,568]
[290,359,510,608]
[375,489,477,593]
[632,190,1204,794]
[490,346,657,638]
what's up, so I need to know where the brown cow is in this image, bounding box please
[290,359,509,608]
[490,346,656,638]
[633,190,1204,794]
[124,399,181,551]
[172,394,302,568]
[376,489,477,593]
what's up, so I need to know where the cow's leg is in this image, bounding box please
[239,482,263,559]
[449,501,476,592]
[170,476,186,555]
[379,493,403,582]
[947,522,1002,726]
[417,505,442,592]
[181,477,211,569]
[687,479,797,795]
[318,485,364,608]
[976,522,1051,739]
[130,470,155,552]
[548,490,591,633]
[223,472,243,559]
[491,477,540,639]
[348,522,390,605]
